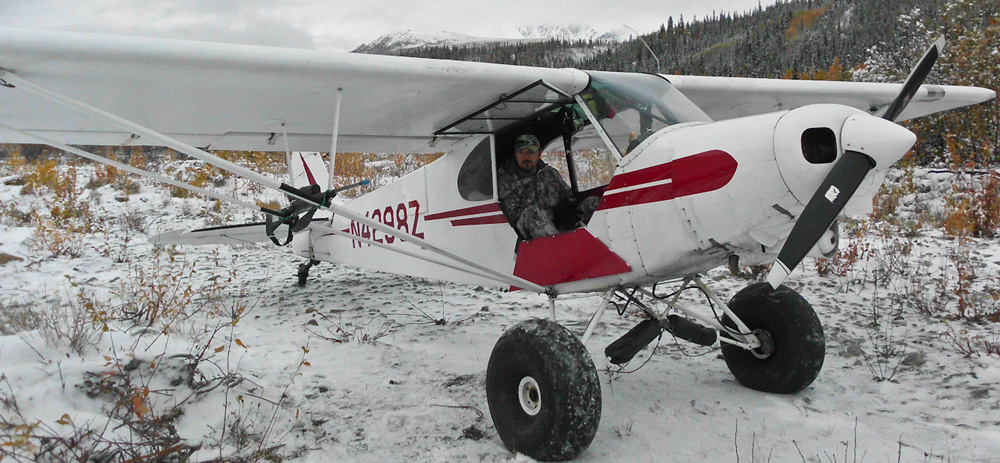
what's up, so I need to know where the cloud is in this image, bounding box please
[0,0,776,52]
[0,0,315,48]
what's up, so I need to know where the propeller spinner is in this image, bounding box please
[766,36,945,289]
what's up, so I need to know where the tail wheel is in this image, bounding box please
[486,318,601,461]
[296,263,310,287]
[721,283,825,394]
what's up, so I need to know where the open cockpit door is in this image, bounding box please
[437,78,623,240]
[435,80,574,136]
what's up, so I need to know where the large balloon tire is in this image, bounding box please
[486,318,601,461]
[721,283,825,394]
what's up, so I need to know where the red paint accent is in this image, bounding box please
[511,228,631,289]
[604,162,672,190]
[596,149,737,211]
[450,214,508,226]
[425,203,501,221]
[299,153,318,186]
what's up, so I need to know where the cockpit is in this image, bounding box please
[442,71,711,240]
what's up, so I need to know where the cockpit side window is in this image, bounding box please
[457,137,494,201]
[540,128,615,193]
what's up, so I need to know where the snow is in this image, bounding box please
[354,25,626,54]
[2,165,1000,462]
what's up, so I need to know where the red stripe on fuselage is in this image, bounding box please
[596,150,737,211]
[450,214,508,226]
[425,203,501,221]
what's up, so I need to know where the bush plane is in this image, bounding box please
[0,27,994,461]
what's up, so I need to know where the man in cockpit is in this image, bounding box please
[497,134,597,240]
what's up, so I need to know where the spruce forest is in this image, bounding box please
[382,0,999,167]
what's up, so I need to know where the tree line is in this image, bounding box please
[375,0,998,166]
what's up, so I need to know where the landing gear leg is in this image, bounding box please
[297,259,320,287]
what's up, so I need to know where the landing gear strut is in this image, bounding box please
[296,259,320,287]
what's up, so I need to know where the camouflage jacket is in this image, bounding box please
[497,159,571,226]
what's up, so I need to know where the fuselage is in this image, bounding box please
[295,74,912,294]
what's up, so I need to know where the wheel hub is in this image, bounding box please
[518,376,542,416]
[749,329,775,359]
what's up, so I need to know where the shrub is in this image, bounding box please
[814,218,872,285]
[333,152,443,198]
[943,171,1000,238]
[945,327,1000,358]
[35,287,104,356]
[1,149,29,176]
[0,201,33,226]
[19,158,67,196]
[0,300,42,336]
[84,151,123,190]
[33,218,86,259]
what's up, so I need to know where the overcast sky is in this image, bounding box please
[0,0,779,52]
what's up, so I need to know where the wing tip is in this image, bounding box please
[933,35,947,53]
[766,260,790,290]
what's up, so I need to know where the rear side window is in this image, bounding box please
[458,138,494,201]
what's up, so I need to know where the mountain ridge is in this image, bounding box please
[353,24,629,54]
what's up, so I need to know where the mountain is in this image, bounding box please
[353,30,520,54]
[353,24,627,54]
[513,24,631,42]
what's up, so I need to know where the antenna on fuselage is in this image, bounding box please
[622,23,661,72]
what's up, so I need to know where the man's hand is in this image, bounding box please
[552,199,583,228]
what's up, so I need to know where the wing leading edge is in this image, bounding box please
[0,27,588,154]
[666,74,994,122]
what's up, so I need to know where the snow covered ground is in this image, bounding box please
[1,164,999,462]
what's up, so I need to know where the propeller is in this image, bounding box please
[766,36,946,289]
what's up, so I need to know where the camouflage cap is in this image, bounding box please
[514,134,540,153]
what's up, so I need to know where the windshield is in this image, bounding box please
[582,71,711,155]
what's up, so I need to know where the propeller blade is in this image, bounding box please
[766,38,942,288]
[766,151,874,288]
[881,35,946,122]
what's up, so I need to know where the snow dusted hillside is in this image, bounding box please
[354,30,518,54]
[354,24,628,54]
[1,157,1000,462]
[510,24,629,43]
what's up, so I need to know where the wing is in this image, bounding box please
[0,27,588,154]
[666,75,994,122]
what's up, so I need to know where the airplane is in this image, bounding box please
[0,27,994,461]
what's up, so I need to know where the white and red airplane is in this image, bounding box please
[0,27,993,461]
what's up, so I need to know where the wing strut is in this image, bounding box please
[0,122,282,217]
[0,130,506,285]
[0,129,506,284]
[0,69,547,294]
[281,122,292,174]
[328,88,343,192]
[309,224,503,284]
